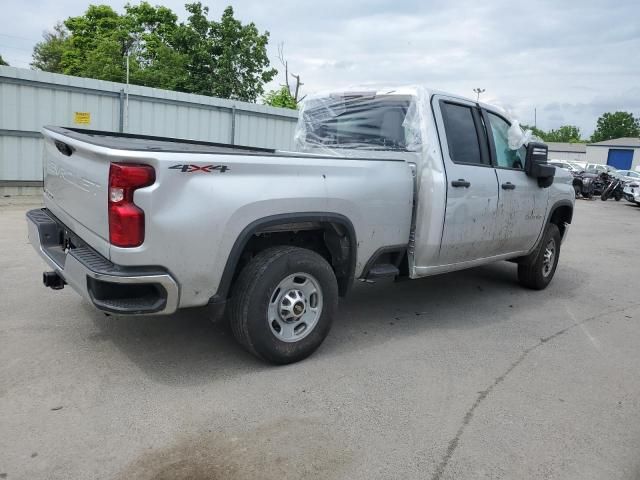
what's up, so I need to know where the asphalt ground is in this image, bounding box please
[1,197,639,480]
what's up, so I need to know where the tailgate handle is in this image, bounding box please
[55,140,74,157]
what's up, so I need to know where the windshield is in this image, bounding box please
[297,94,413,151]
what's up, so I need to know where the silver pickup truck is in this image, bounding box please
[27,87,574,364]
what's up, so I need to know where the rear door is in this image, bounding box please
[432,96,500,265]
[482,109,548,254]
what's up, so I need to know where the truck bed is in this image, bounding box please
[44,126,410,162]
[44,126,279,156]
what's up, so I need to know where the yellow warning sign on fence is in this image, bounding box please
[74,112,91,125]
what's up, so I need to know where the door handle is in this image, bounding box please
[451,179,471,188]
[501,182,516,190]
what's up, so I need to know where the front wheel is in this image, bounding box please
[518,223,561,290]
[228,246,338,364]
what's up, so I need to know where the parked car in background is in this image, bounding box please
[623,181,640,205]
[615,170,640,182]
[568,161,587,171]
[584,163,618,175]
[549,160,580,173]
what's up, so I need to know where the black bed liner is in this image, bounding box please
[43,126,406,162]
[44,126,278,155]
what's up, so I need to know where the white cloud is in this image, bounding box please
[1,0,638,136]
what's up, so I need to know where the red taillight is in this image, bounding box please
[108,163,155,247]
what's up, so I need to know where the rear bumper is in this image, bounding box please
[27,208,179,315]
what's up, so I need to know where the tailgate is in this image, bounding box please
[42,128,110,250]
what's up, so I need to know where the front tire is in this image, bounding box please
[229,246,338,364]
[518,224,561,290]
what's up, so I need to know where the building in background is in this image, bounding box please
[585,138,640,171]
[546,142,587,163]
[0,66,298,195]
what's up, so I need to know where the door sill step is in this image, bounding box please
[366,264,400,280]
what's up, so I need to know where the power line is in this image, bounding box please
[0,43,34,53]
[0,56,32,68]
[0,33,39,42]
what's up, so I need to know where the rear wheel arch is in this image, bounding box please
[211,213,357,304]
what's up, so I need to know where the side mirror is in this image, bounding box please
[525,142,555,188]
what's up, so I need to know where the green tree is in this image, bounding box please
[172,3,276,100]
[591,111,640,142]
[0,54,8,66]
[31,22,70,72]
[544,125,582,143]
[31,2,277,102]
[263,86,298,109]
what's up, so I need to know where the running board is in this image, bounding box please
[366,264,400,280]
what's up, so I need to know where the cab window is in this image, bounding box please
[487,113,525,170]
[440,102,487,165]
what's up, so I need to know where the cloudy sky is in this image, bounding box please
[1,0,639,136]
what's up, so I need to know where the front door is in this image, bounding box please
[483,110,548,254]
[433,97,500,265]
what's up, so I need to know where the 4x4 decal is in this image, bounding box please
[169,164,229,173]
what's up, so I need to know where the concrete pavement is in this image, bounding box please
[1,199,639,479]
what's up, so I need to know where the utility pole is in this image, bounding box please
[534,107,537,129]
[125,54,130,132]
[473,88,485,102]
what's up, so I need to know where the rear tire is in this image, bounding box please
[228,246,338,364]
[518,223,561,290]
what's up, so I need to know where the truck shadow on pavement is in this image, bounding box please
[89,261,585,386]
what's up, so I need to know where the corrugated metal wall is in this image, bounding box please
[0,66,299,182]
[547,150,587,162]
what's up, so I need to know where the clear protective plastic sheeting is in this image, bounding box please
[507,120,537,150]
[293,86,438,158]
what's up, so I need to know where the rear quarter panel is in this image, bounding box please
[111,152,414,307]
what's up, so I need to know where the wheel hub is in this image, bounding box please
[542,239,556,277]
[279,289,307,322]
[268,273,323,342]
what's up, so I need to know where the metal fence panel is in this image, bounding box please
[0,66,298,182]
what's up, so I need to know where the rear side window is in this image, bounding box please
[440,102,484,165]
[300,95,412,151]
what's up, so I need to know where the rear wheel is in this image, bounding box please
[228,246,338,364]
[518,223,561,290]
